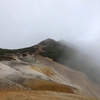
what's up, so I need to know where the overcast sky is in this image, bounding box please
[0,0,100,49]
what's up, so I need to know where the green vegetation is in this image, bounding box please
[39,44,64,61]
[0,48,11,55]
[0,47,37,61]
[0,47,37,55]
[13,47,37,54]
[39,41,73,62]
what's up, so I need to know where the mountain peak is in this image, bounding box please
[44,38,56,41]
[39,38,57,45]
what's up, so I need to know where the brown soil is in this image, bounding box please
[38,66,57,77]
[33,66,58,77]
[23,79,74,93]
[0,90,99,100]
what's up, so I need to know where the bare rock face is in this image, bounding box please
[0,54,100,100]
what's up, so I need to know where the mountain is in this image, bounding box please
[37,38,100,85]
[0,38,100,100]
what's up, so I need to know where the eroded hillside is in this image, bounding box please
[0,39,100,100]
[0,54,99,99]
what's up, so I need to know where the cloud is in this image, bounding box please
[0,0,100,49]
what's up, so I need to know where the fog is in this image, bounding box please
[0,0,100,86]
[0,0,100,62]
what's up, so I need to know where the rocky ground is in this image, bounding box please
[0,90,99,100]
[0,54,100,100]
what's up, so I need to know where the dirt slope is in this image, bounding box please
[0,91,99,100]
[0,54,100,99]
[30,54,100,98]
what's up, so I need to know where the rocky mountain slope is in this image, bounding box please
[0,38,100,100]
[38,39,100,85]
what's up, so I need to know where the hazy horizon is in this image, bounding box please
[0,0,100,62]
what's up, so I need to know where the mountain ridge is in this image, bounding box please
[0,38,100,99]
[0,38,100,85]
